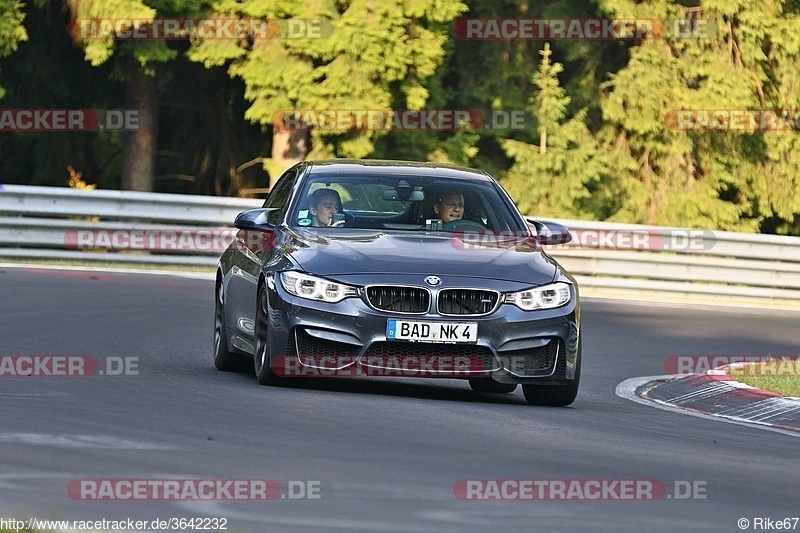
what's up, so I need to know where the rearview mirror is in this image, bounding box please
[382,188,425,201]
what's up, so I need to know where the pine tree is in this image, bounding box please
[599,0,800,232]
[189,0,466,184]
[502,44,631,219]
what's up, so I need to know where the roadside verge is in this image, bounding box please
[617,369,800,436]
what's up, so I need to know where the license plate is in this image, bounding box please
[386,320,478,344]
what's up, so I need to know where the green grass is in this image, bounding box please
[727,359,800,397]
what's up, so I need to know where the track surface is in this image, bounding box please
[1,267,798,532]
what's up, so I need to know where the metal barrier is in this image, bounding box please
[1,184,799,307]
[542,219,800,306]
[0,184,260,266]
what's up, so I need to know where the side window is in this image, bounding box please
[261,169,297,224]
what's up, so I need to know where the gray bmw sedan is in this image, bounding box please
[214,159,580,406]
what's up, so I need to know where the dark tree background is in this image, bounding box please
[1,0,798,235]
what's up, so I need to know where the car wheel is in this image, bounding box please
[253,282,284,385]
[522,347,580,407]
[214,279,249,372]
[469,377,517,394]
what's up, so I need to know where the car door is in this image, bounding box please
[227,167,299,344]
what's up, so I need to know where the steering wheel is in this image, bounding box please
[442,219,486,231]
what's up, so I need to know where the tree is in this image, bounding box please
[598,0,800,232]
[189,0,467,186]
[0,0,27,98]
[66,0,214,191]
[502,44,632,219]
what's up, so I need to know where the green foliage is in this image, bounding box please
[3,0,800,234]
[596,0,800,231]
[502,43,634,220]
[532,44,569,137]
[190,0,467,158]
[67,0,158,66]
[0,0,27,98]
[0,0,26,56]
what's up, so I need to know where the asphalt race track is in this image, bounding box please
[1,266,798,532]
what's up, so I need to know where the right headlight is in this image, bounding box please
[504,282,571,311]
[280,271,358,303]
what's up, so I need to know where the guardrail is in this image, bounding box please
[541,219,800,306]
[1,184,799,307]
[0,184,260,266]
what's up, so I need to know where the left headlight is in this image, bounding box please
[280,271,358,303]
[504,282,572,311]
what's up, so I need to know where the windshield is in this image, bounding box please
[291,174,526,233]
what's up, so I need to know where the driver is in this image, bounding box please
[308,188,345,227]
[433,191,464,223]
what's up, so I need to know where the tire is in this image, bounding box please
[522,347,581,407]
[253,282,285,385]
[214,278,249,372]
[469,377,517,394]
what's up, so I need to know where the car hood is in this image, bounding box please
[283,229,559,285]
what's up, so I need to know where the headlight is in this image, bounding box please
[280,271,358,303]
[504,282,571,311]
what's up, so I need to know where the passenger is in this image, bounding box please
[307,188,345,227]
[433,191,465,223]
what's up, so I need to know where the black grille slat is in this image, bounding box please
[367,286,429,313]
[295,329,360,360]
[438,289,499,315]
[554,342,567,379]
[501,339,560,376]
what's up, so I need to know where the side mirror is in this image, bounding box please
[529,220,572,245]
[234,208,279,231]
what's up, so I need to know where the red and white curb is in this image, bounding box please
[616,366,800,437]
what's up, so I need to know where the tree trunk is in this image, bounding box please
[270,128,308,188]
[121,61,157,191]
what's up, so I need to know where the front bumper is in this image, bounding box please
[265,273,580,385]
